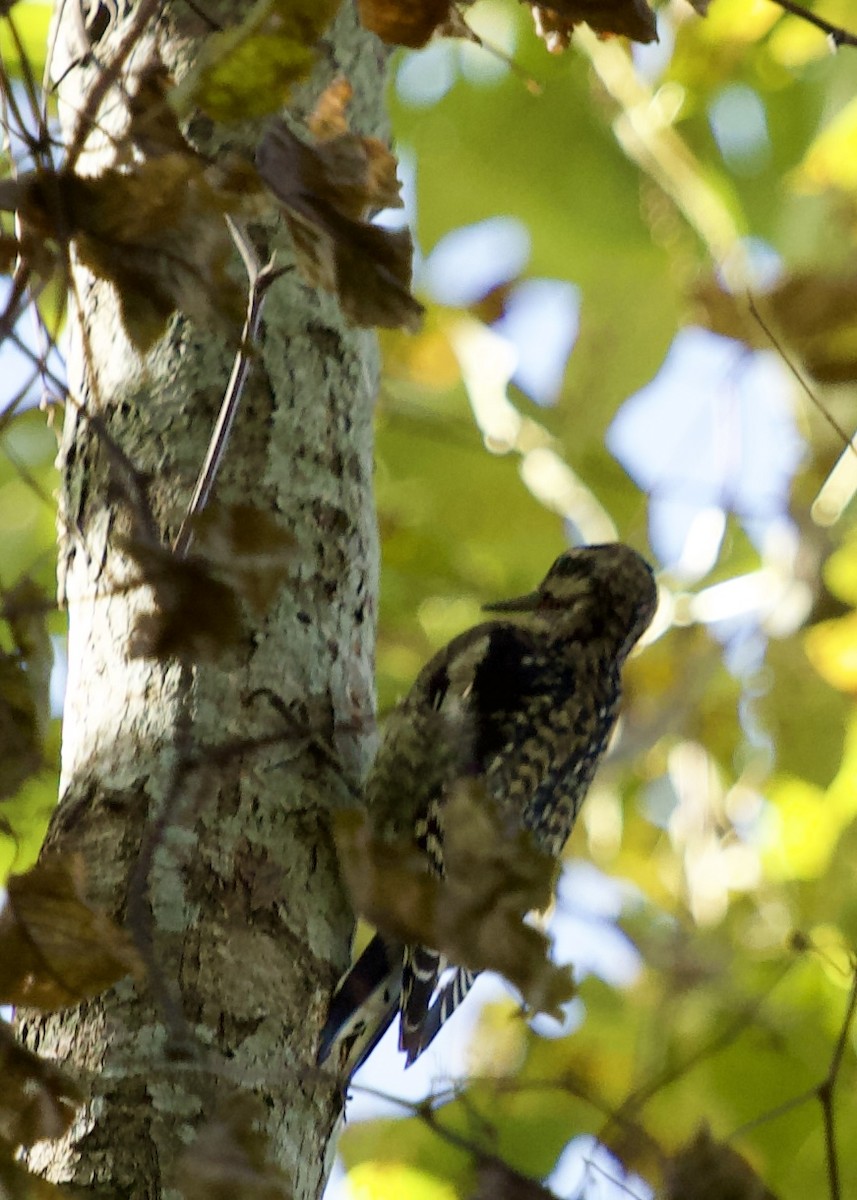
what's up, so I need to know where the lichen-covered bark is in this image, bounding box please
[19,5,383,1198]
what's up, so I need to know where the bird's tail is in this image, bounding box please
[400,963,478,1066]
[317,935,404,1078]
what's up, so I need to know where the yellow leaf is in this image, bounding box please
[0,2,52,79]
[346,1162,457,1200]
[795,96,857,194]
[822,533,857,604]
[767,16,827,68]
[174,0,339,122]
[763,778,832,881]
[805,612,857,692]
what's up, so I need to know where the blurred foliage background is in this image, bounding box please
[4,0,857,1196]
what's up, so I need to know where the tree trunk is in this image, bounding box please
[19,4,383,1197]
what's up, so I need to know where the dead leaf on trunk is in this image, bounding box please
[334,782,575,1020]
[13,153,264,351]
[122,503,297,663]
[0,578,52,802]
[0,856,143,1010]
[257,79,424,332]
[0,1020,82,1148]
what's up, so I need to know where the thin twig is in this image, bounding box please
[817,962,857,1200]
[726,952,857,1199]
[5,12,54,163]
[748,294,857,458]
[609,959,794,1141]
[349,1072,664,1173]
[449,3,543,94]
[173,226,283,558]
[729,1084,819,1140]
[766,0,857,48]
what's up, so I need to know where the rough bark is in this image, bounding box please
[19,4,383,1198]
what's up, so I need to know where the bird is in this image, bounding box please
[317,542,657,1079]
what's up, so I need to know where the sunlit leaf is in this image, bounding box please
[795,95,857,195]
[173,0,339,121]
[0,2,51,79]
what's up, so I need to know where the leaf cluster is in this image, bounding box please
[4,1,857,1199]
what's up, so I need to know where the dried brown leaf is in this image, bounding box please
[257,81,423,331]
[0,579,52,801]
[532,0,658,47]
[122,504,296,662]
[334,783,575,1020]
[0,1158,71,1200]
[307,76,353,140]
[19,155,264,351]
[174,1099,292,1200]
[438,784,573,1017]
[127,59,191,160]
[694,272,857,385]
[665,1126,778,1200]
[0,1020,82,1148]
[0,856,143,1010]
[0,232,18,273]
[357,0,455,47]
[334,809,439,942]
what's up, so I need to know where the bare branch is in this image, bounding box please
[173,233,284,559]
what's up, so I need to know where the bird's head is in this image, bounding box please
[483,543,658,656]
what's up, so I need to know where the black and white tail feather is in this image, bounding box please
[317,543,657,1079]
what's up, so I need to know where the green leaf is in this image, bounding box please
[0,2,52,81]
[173,0,339,121]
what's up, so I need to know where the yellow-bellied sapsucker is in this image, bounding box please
[318,542,657,1077]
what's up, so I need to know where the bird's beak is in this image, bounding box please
[482,589,542,613]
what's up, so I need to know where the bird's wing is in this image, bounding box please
[399,621,547,1064]
[317,934,404,1076]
